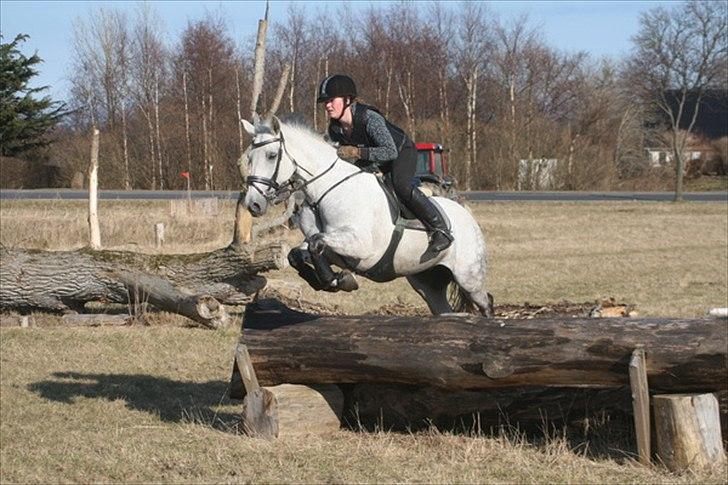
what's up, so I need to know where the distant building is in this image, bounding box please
[517,158,558,190]
[644,89,727,174]
[645,131,725,175]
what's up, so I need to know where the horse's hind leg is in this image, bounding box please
[406,266,454,315]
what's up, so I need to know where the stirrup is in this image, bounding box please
[427,229,453,253]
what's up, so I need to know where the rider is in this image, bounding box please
[317,74,454,255]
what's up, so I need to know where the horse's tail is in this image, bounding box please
[447,281,476,313]
[448,281,494,316]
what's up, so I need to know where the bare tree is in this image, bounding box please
[130,3,167,189]
[273,4,308,114]
[626,0,727,201]
[174,14,240,189]
[427,2,455,148]
[388,3,421,140]
[70,7,133,188]
[455,2,492,190]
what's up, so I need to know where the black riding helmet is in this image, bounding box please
[317,74,357,103]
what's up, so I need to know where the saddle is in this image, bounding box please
[361,175,451,282]
[376,174,450,230]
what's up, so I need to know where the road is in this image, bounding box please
[1,189,726,202]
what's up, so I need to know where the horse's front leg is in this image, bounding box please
[289,205,359,292]
[309,226,374,260]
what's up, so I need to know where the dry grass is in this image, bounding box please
[2,326,726,484]
[1,198,727,482]
[2,198,725,316]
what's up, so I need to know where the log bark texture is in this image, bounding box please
[237,300,727,393]
[0,243,288,315]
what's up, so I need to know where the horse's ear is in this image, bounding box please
[270,115,281,135]
[242,119,256,137]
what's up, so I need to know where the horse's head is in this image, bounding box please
[242,114,296,217]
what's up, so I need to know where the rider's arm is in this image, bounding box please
[359,110,397,163]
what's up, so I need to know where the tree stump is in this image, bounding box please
[266,384,343,437]
[653,393,727,472]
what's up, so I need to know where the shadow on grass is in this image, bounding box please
[28,372,241,433]
[342,384,640,463]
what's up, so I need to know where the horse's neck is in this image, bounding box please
[284,127,362,204]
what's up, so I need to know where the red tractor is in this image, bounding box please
[415,142,456,196]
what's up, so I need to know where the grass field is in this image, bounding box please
[1,199,727,482]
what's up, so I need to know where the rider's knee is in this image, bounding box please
[392,180,415,202]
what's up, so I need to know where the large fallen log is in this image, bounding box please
[0,243,288,324]
[235,300,727,392]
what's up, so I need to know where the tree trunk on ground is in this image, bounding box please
[235,300,727,392]
[230,300,727,433]
[0,242,288,323]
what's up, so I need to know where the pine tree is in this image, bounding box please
[0,34,67,156]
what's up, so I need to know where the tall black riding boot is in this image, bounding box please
[406,188,453,253]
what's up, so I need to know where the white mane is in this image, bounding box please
[279,121,337,169]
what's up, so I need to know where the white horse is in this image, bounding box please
[242,115,492,316]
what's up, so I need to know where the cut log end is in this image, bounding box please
[653,393,727,472]
[196,296,229,329]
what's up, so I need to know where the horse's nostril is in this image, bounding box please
[249,202,262,216]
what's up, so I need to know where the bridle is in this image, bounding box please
[245,130,364,209]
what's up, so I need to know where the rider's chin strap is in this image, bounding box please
[331,97,353,122]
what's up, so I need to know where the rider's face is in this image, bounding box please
[324,97,347,119]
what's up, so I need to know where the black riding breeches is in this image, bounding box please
[386,145,419,203]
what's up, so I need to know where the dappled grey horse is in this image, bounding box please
[242,115,492,316]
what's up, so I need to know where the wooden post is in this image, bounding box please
[154,223,165,249]
[249,2,269,119]
[232,192,253,246]
[629,348,651,465]
[265,384,343,437]
[88,127,101,250]
[186,174,192,214]
[235,343,278,438]
[653,393,727,472]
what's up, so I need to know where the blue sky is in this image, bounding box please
[1,0,669,103]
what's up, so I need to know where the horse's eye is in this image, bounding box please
[267,151,277,160]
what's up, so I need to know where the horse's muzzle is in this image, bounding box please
[244,190,267,217]
[248,200,265,217]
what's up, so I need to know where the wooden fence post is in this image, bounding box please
[88,127,101,250]
[155,223,165,249]
[629,348,651,465]
[235,343,278,438]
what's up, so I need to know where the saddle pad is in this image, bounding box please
[376,175,452,230]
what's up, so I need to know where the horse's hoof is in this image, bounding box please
[335,271,359,292]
